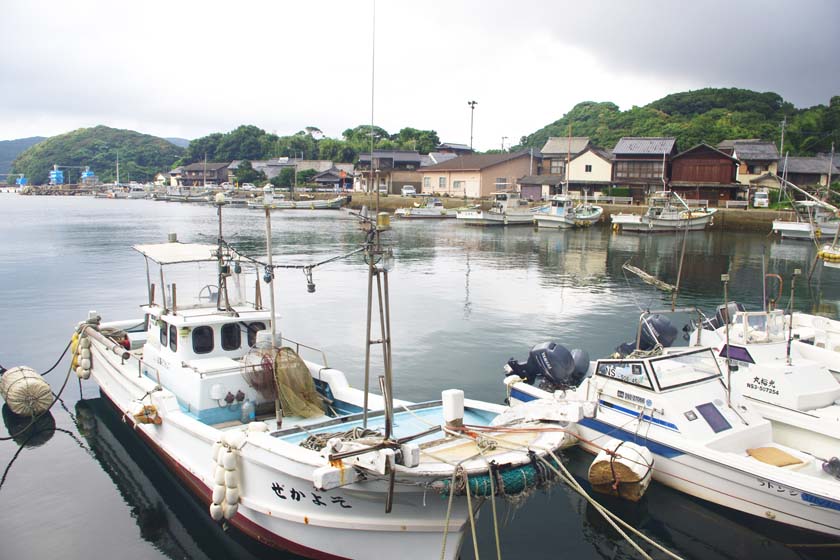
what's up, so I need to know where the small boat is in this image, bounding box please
[247,192,351,210]
[611,191,716,232]
[456,191,535,226]
[504,338,840,537]
[394,197,453,219]
[167,185,212,203]
[772,201,840,240]
[533,194,603,229]
[127,183,148,199]
[73,206,573,560]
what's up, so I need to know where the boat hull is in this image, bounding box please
[534,208,603,229]
[455,210,534,226]
[612,212,715,232]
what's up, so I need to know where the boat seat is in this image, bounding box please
[746,445,811,471]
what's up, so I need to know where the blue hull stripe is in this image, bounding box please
[601,400,680,431]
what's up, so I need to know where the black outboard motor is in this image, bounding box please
[505,342,590,389]
[616,314,678,357]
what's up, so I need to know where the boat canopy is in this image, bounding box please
[133,242,219,264]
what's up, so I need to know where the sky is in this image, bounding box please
[2,0,839,151]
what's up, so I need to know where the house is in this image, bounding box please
[779,156,840,188]
[355,150,423,194]
[169,166,183,187]
[517,174,564,201]
[539,137,592,178]
[420,152,458,167]
[228,158,295,181]
[717,140,779,185]
[418,151,534,198]
[611,137,677,201]
[311,167,354,190]
[181,162,230,186]
[669,143,743,205]
[567,147,613,194]
[435,143,473,156]
[154,172,168,187]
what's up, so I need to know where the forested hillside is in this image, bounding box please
[517,88,839,155]
[0,137,46,179]
[11,126,183,184]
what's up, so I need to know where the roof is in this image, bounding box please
[357,150,423,165]
[422,152,458,166]
[182,162,229,172]
[720,140,779,161]
[436,142,472,151]
[133,242,219,264]
[781,156,840,175]
[540,137,591,156]
[570,146,613,163]
[672,143,739,162]
[518,174,566,186]
[612,137,676,155]
[420,150,532,172]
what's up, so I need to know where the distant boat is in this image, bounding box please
[456,191,536,226]
[394,197,453,219]
[247,193,350,210]
[533,194,603,229]
[772,201,839,240]
[612,191,716,232]
[127,183,148,199]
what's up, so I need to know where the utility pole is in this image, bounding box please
[779,116,787,157]
[501,136,508,152]
[467,100,477,151]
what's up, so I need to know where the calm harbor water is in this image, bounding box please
[1,195,838,560]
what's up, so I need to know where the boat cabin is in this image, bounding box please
[492,192,530,212]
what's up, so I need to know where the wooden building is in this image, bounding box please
[611,137,677,202]
[669,143,743,205]
[181,162,230,187]
[355,150,423,194]
[717,140,779,185]
[540,137,592,178]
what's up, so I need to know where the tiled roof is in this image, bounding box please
[612,137,676,155]
[357,150,423,164]
[182,162,229,171]
[722,140,779,161]
[570,146,613,163]
[518,174,566,185]
[673,143,739,162]
[541,137,591,156]
[436,142,472,151]
[420,151,531,172]
[781,156,840,175]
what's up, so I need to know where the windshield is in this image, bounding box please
[737,310,786,343]
[649,349,721,390]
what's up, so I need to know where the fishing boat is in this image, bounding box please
[127,183,148,199]
[246,189,350,210]
[166,185,211,203]
[533,194,603,229]
[503,339,840,537]
[394,197,453,219]
[611,191,716,232]
[456,192,535,226]
[772,201,840,240]
[71,197,573,560]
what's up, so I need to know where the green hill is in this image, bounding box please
[0,137,46,181]
[11,125,184,185]
[517,88,840,156]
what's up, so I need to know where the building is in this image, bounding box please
[779,156,840,188]
[539,137,592,178]
[418,151,534,198]
[435,143,473,156]
[355,150,423,194]
[717,140,779,185]
[181,162,229,186]
[568,147,613,194]
[228,158,294,181]
[311,167,353,190]
[611,137,677,201]
[669,143,742,205]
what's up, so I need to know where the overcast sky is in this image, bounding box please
[3,0,838,151]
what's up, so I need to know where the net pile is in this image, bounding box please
[274,347,324,418]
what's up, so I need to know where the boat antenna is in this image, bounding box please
[214,193,232,311]
[785,268,801,365]
[262,186,283,425]
[721,273,732,408]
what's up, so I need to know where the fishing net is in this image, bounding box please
[274,347,323,418]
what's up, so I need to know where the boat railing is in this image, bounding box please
[281,336,330,368]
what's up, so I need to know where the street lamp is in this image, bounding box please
[467,100,477,151]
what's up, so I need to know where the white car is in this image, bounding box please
[241,183,256,191]
[753,191,769,208]
[400,186,417,197]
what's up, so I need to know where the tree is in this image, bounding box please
[234,160,266,185]
[270,167,295,188]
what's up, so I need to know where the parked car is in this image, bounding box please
[400,186,417,197]
[241,183,256,191]
[753,190,769,208]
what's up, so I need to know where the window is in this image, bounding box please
[614,161,662,180]
[160,321,168,347]
[248,322,266,347]
[169,324,177,352]
[550,160,565,175]
[453,180,464,190]
[595,360,653,389]
[495,177,508,190]
[438,176,446,189]
[221,323,241,351]
[192,326,214,354]
[423,177,430,190]
[585,164,592,173]
[649,349,721,390]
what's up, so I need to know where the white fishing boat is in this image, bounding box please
[127,183,148,199]
[611,191,716,232]
[503,341,840,537]
[247,189,350,210]
[533,195,603,229]
[456,192,535,226]
[72,199,573,560]
[167,185,211,203]
[394,197,452,219]
[772,201,840,240]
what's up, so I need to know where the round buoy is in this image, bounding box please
[0,367,53,417]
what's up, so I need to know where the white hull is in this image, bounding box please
[772,220,815,240]
[394,208,453,219]
[612,212,715,232]
[248,196,350,210]
[534,209,603,229]
[455,210,534,226]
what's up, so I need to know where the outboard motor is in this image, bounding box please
[505,342,590,389]
[616,314,678,357]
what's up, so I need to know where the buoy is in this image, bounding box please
[588,438,653,502]
[0,366,53,417]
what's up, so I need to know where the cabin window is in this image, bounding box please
[192,326,214,354]
[160,321,168,347]
[169,324,177,352]
[585,164,592,173]
[221,323,241,351]
[438,176,446,189]
[247,322,266,347]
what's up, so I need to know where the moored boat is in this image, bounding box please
[612,191,716,232]
[533,194,603,229]
[456,191,535,226]
[394,197,453,219]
